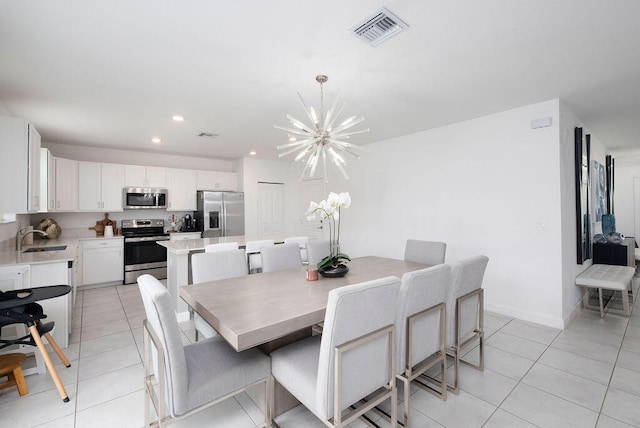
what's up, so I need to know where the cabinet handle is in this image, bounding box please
[57,201,60,209]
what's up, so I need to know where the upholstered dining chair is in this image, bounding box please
[137,274,273,428]
[440,255,489,394]
[245,239,275,273]
[271,276,401,428]
[306,240,330,268]
[260,243,303,273]
[190,249,248,340]
[404,239,447,265]
[204,242,239,253]
[284,236,309,264]
[394,264,450,427]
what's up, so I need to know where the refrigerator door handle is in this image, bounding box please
[221,200,226,237]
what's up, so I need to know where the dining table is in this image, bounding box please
[179,256,428,352]
[179,255,428,417]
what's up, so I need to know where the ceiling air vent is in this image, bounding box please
[349,7,408,46]
[197,132,218,138]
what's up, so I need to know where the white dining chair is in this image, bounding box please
[190,249,248,340]
[245,239,275,274]
[404,239,447,265]
[306,239,330,268]
[204,242,239,252]
[441,255,489,394]
[284,236,309,264]
[137,274,273,428]
[260,243,303,273]
[394,264,450,427]
[271,276,401,428]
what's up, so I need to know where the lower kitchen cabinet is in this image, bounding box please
[80,238,124,286]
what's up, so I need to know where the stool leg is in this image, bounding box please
[28,325,70,402]
[12,366,28,396]
[43,331,71,368]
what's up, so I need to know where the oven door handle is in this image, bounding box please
[125,236,170,243]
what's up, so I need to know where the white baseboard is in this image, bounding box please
[484,302,565,329]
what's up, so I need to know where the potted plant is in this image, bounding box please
[305,192,351,277]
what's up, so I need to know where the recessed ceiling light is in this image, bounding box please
[152,137,161,144]
[249,151,257,156]
[172,115,184,122]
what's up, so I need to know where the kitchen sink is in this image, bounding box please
[23,245,67,253]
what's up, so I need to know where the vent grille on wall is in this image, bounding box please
[350,7,409,46]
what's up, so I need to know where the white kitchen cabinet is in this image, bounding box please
[169,232,201,241]
[54,157,78,211]
[0,116,41,213]
[78,162,124,212]
[166,168,196,211]
[196,170,237,191]
[30,261,71,349]
[40,148,55,212]
[124,165,166,188]
[80,238,124,286]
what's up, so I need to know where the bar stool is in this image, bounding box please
[0,352,28,396]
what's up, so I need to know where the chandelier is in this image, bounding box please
[274,75,368,181]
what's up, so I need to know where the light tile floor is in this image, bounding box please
[1,281,640,427]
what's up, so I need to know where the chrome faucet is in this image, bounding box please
[16,228,48,252]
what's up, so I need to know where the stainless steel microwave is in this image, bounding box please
[123,188,168,209]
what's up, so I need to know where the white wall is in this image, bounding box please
[330,99,571,327]
[558,101,608,325]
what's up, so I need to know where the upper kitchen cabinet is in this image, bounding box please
[0,116,41,213]
[166,168,196,211]
[54,157,78,211]
[40,148,55,212]
[124,165,166,188]
[196,170,237,191]
[78,162,124,211]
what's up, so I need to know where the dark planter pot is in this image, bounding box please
[318,264,349,278]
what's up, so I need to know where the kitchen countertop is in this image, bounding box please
[158,233,286,254]
[0,228,123,267]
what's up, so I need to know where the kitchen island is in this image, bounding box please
[158,233,286,320]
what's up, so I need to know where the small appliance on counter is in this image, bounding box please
[180,213,198,232]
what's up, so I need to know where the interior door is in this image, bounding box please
[257,182,284,236]
[301,179,326,241]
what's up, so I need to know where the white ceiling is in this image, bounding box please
[1,1,639,161]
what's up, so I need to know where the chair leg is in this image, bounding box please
[43,331,71,367]
[265,376,274,428]
[28,325,70,402]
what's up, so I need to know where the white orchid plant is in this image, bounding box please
[305,192,352,270]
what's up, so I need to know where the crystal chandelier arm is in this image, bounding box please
[297,93,318,126]
[331,116,365,134]
[328,147,349,179]
[322,92,340,129]
[273,124,312,137]
[322,147,328,183]
[276,137,315,150]
[286,114,317,134]
[309,145,322,177]
[278,139,317,157]
[324,102,346,131]
[331,128,371,139]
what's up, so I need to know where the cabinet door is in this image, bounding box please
[146,166,166,187]
[101,163,123,211]
[82,240,124,285]
[40,148,54,212]
[78,162,102,211]
[0,116,39,213]
[27,124,41,212]
[55,157,78,211]
[124,165,146,187]
[196,170,217,190]
[166,168,196,211]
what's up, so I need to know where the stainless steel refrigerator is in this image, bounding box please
[195,191,245,238]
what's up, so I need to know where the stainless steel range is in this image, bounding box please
[121,219,169,284]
